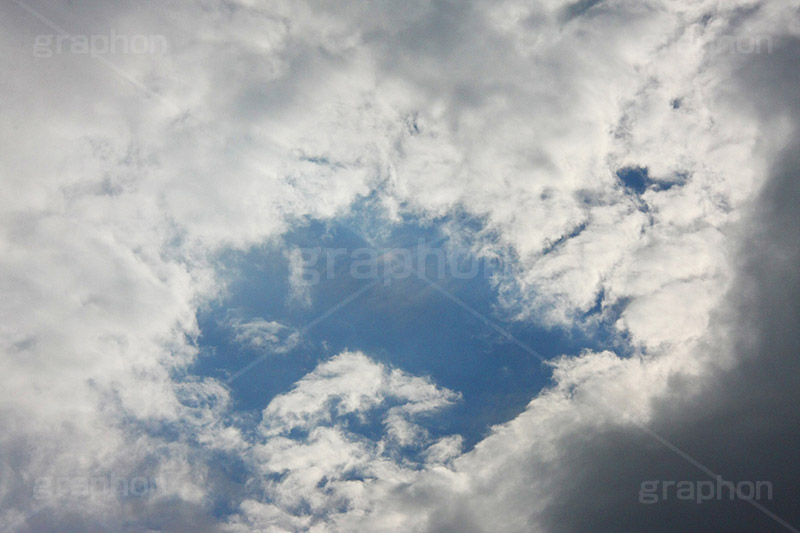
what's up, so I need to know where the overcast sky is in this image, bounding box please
[1,1,800,532]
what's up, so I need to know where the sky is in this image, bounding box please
[1,0,800,531]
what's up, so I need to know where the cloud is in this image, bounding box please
[284,247,314,308]
[228,351,460,530]
[2,0,800,531]
[230,317,299,353]
[259,351,460,438]
[529,32,800,533]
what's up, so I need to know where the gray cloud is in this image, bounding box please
[536,36,800,533]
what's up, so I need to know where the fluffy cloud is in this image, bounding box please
[225,351,460,530]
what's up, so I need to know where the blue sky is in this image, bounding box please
[193,210,623,450]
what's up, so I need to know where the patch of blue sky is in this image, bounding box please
[617,165,689,195]
[191,208,623,451]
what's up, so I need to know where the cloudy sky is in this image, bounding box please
[1,0,800,531]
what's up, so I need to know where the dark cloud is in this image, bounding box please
[22,499,222,533]
[538,37,800,533]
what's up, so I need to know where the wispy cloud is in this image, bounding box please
[229,317,299,353]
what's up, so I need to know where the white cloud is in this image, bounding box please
[227,351,460,530]
[259,351,460,438]
[284,247,314,308]
[230,317,299,353]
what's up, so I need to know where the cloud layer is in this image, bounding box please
[1,0,799,531]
